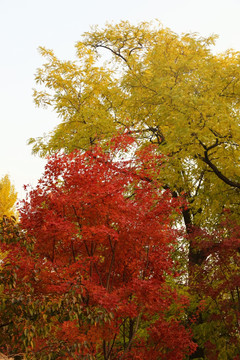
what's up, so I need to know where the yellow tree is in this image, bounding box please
[30,21,240,359]
[30,21,240,228]
[0,175,17,219]
[0,176,17,281]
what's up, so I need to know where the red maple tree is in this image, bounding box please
[0,139,196,359]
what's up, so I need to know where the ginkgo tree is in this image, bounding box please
[0,174,17,268]
[0,138,196,359]
[0,175,17,219]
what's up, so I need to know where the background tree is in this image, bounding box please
[188,217,240,360]
[0,175,17,219]
[0,174,17,271]
[0,216,26,359]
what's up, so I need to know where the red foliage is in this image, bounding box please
[0,140,195,359]
[188,218,240,358]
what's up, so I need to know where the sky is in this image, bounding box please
[1,0,240,199]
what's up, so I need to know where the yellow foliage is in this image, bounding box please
[0,175,17,219]
[30,21,240,227]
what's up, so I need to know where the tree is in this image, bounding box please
[0,174,17,270]
[30,21,240,227]
[187,217,240,360]
[29,22,240,358]
[0,139,195,359]
[0,175,17,219]
[0,215,28,359]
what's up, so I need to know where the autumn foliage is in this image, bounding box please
[0,175,17,219]
[16,20,240,358]
[0,140,196,359]
[188,219,240,359]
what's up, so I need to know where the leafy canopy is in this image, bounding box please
[31,21,240,227]
[0,138,195,359]
[27,21,240,359]
[0,175,17,219]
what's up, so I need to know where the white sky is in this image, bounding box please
[1,0,240,199]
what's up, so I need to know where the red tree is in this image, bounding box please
[188,218,240,359]
[0,140,196,359]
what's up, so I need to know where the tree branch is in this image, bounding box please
[199,151,240,189]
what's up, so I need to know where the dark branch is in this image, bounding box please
[199,151,240,189]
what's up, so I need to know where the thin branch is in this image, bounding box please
[72,205,103,285]
[106,237,117,291]
[199,151,240,189]
[119,313,142,360]
[94,43,132,70]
